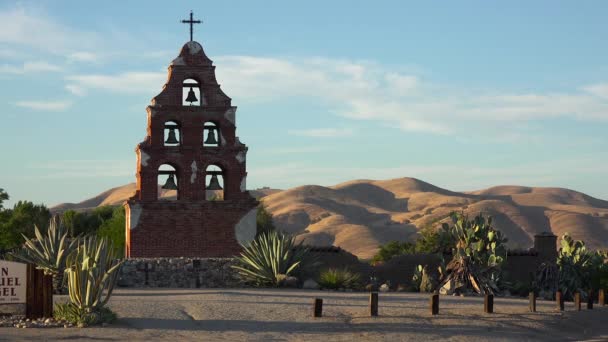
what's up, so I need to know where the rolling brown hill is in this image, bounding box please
[51,178,608,259]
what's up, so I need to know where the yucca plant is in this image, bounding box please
[11,216,77,294]
[318,268,361,289]
[232,231,309,287]
[63,236,123,325]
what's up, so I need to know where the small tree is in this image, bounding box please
[371,241,416,264]
[256,203,276,237]
[97,206,126,257]
[0,188,8,210]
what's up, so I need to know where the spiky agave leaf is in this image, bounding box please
[232,231,309,286]
[11,216,78,276]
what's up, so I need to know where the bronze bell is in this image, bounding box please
[204,129,218,145]
[185,87,198,104]
[165,128,179,144]
[162,174,178,190]
[207,174,223,190]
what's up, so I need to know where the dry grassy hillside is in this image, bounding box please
[51,177,608,259]
[261,178,608,259]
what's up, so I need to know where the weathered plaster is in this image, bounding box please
[240,176,247,192]
[224,108,236,124]
[129,203,142,230]
[236,151,246,164]
[190,161,198,184]
[140,151,151,167]
[187,41,202,54]
[234,209,257,246]
[220,132,227,146]
[171,56,185,66]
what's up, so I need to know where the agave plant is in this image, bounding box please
[232,230,309,287]
[318,268,361,290]
[11,216,77,294]
[64,236,123,321]
[439,212,507,295]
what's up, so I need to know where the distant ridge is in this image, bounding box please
[51,177,608,259]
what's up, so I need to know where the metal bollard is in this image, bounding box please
[529,292,536,312]
[313,298,323,318]
[370,292,379,317]
[484,294,494,314]
[430,293,439,315]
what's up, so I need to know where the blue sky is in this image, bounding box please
[1,1,607,207]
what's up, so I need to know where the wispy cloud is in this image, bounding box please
[65,84,87,96]
[65,72,165,94]
[15,100,72,111]
[214,56,608,135]
[0,61,63,74]
[288,128,355,138]
[67,52,98,63]
[29,159,132,178]
[0,6,99,54]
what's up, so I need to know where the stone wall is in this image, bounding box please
[117,258,242,288]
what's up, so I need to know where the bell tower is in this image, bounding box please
[125,13,258,258]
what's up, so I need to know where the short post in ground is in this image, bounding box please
[574,292,581,311]
[556,291,564,311]
[599,289,606,306]
[587,290,594,310]
[529,292,536,312]
[369,292,379,317]
[430,293,439,315]
[484,294,494,314]
[313,298,323,318]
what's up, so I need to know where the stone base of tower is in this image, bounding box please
[125,198,258,258]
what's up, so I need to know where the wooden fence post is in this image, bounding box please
[556,291,564,311]
[312,298,323,318]
[574,292,581,311]
[529,292,536,312]
[25,264,53,319]
[369,292,378,317]
[430,293,439,315]
[484,294,494,314]
[587,290,593,310]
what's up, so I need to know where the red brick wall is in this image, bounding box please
[126,41,257,258]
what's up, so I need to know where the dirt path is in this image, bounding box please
[1,288,607,341]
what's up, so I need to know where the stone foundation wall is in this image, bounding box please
[117,258,242,288]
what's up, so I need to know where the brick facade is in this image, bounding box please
[125,41,258,258]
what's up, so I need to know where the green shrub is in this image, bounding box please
[54,302,116,327]
[371,241,416,264]
[318,268,361,289]
[232,231,309,287]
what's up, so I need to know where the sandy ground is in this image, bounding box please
[1,288,607,341]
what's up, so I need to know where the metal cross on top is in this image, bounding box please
[181,11,201,42]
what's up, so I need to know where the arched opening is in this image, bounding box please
[157,164,178,201]
[163,121,181,146]
[205,164,224,201]
[182,78,203,106]
[203,122,220,147]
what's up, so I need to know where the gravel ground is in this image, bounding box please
[0,288,607,341]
